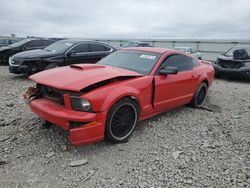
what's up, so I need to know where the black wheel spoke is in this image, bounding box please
[197,86,206,105]
[110,104,137,138]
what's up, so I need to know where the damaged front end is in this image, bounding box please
[24,84,107,146]
[9,58,51,75]
[213,48,250,80]
[213,58,250,80]
[24,64,143,145]
[24,84,65,105]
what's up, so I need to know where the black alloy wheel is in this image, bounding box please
[190,82,208,108]
[105,98,138,143]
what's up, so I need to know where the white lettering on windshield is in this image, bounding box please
[140,54,156,60]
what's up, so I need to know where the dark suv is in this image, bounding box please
[0,38,55,64]
[213,46,250,80]
[9,39,116,75]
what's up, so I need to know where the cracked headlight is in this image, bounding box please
[70,96,92,112]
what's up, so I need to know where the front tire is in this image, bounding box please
[105,98,139,143]
[190,82,208,108]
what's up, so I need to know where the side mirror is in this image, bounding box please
[22,46,27,50]
[159,66,178,75]
[67,50,76,57]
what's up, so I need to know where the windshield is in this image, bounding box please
[44,40,75,53]
[174,47,187,52]
[9,39,30,47]
[98,50,161,75]
[224,47,250,57]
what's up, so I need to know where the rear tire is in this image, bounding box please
[105,98,139,143]
[190,82,208,108]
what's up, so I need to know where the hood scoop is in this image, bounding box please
[70,64,106,70]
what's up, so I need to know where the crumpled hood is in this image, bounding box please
[29,64,143,91]
[218,55,233,61]
[12,49,57,59]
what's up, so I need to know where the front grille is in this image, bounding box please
[35,85,65,105]
[218,59,244,69]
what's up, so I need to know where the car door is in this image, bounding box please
[88,43,113,63]
[154,54,197,112]
[65,43,91,65]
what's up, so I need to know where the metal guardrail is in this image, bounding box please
[95,39,250,61]
[1,36,250,61]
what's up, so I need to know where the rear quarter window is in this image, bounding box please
[90,43,106,52]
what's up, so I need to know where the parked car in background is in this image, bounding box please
[120,41,153,48]
[9,39,116,75]
[174,47,202,59]
[0,38,22,47]
[213,46,250,80]
[0,38,55,64]
[24,47,214,146]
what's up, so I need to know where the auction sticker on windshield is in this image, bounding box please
[140,54,156,60]
[65,43,73,46]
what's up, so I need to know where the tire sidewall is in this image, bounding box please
[194,83,208,108]
[105,98,139,143]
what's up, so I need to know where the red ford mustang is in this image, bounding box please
[25,47,214,146]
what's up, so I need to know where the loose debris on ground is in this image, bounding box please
[0,66,249,187]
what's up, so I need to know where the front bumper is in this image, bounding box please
[213,63,250,79]
[9,64,30,74]
[30,98,106,146]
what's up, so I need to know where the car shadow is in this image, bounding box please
[11,74,29,80]
[37,98,221,152]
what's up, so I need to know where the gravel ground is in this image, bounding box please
[0,65,249,188]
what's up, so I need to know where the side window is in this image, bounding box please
[191,48,198,53]
[25,40,43,48]
[161,54,193,72]
[72,43,89,53]
[42,40,53,46]
[103,45,112,51]
[192,58,200,67]
[187,48,191,53]
[141,43,150,47]
[89,43,106,52]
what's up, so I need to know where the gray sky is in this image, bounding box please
[0,0,250,39]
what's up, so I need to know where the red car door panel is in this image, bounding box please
[153,54,197,112]
[154,70,196,112]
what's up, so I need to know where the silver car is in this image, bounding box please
[174,47,202,59]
